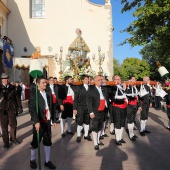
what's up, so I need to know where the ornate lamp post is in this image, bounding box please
[55,46,63,81]
[92,46,105,75]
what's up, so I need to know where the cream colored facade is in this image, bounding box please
[7,0,113,82]
[0,0,9,36]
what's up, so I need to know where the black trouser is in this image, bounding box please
[155,96,162,109]
[140,104,149,120]
[127,105,137,124]
[61,104,73,119]
[76,105,90,126]
[109,103,114,123]
[112,106,127,129]
[31,120,52,149]
[0,110,17,146]
[91,111,104,132]
[167,107,170,120]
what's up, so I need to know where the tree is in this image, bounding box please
[140,40,170,80]
[120,0,170,80]
[121,0,170,49]
[113,58,122,76]
[119,58,150,80]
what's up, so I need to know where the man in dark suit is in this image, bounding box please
[58,76,76,137]
[139,76,152,136]
[87,75,107,150]
[46,77,60,122]
[73,74,92,143]
[0,73,22,149]
[126,75,142,141]
[29,77,56,169]
[111,75,127,146]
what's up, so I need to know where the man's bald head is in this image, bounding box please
[143,76,150,83]
[94,75,102,87]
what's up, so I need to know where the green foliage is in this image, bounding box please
[120,0,170,80]
[114,58,150,81]
[121,0,170,47]
[113,59,122,76]
[140,40,170,80]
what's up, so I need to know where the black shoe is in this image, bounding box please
[94,145,99,150]
[3,144,10,149]
[120,139,126,143]
[110,130,115,135]
[115,141,122,146]
[44,161,56,169]
[140,132,145,136]
[133,135,138,138]
[102,134,109,137]
[129,136,136,141]
[30,160,37,169]
[84,136,92,141]
[61,133,65,138]
[144,130,151,133]
[11,139,21,144]
[76,137,81,143]
[99,136,104,140]
[67,131,74,135]
[98,141,104,146]
[166,127,170,131]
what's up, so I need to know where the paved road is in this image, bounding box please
[0,102,170,170]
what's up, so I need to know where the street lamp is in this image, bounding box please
[92,46,105,75]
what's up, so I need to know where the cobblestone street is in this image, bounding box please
[0,101,170,170]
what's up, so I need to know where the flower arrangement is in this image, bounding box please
[63,66,96,81]
[62,69,74,78]
[78,66,96,79]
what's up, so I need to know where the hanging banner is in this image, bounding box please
[3,42,13,68]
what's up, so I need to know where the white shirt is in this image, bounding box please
[84,84,88,91]
[96,86,107,107]
[49,84,55,94]
[40,91,51,120]
[90,86,107,115]
[66,84,74,100]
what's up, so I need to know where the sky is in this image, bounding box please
[89,0,142,63]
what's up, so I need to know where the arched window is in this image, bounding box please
[31,0,45,18]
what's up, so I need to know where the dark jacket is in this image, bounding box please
[164,89,170,105]
[58,84,77,106]
[110,85,126,104]
[138,84,152,105]
[73,84,89,110]
[29,88,56,124]
[126,86,141,107]
[0,84,22,114]
[86,86,108,114]
[46,84,59,105]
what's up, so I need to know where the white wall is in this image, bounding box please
[7,0,113,79]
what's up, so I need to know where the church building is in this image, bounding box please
[6,0,113,83]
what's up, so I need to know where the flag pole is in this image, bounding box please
[35,73,41,170]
